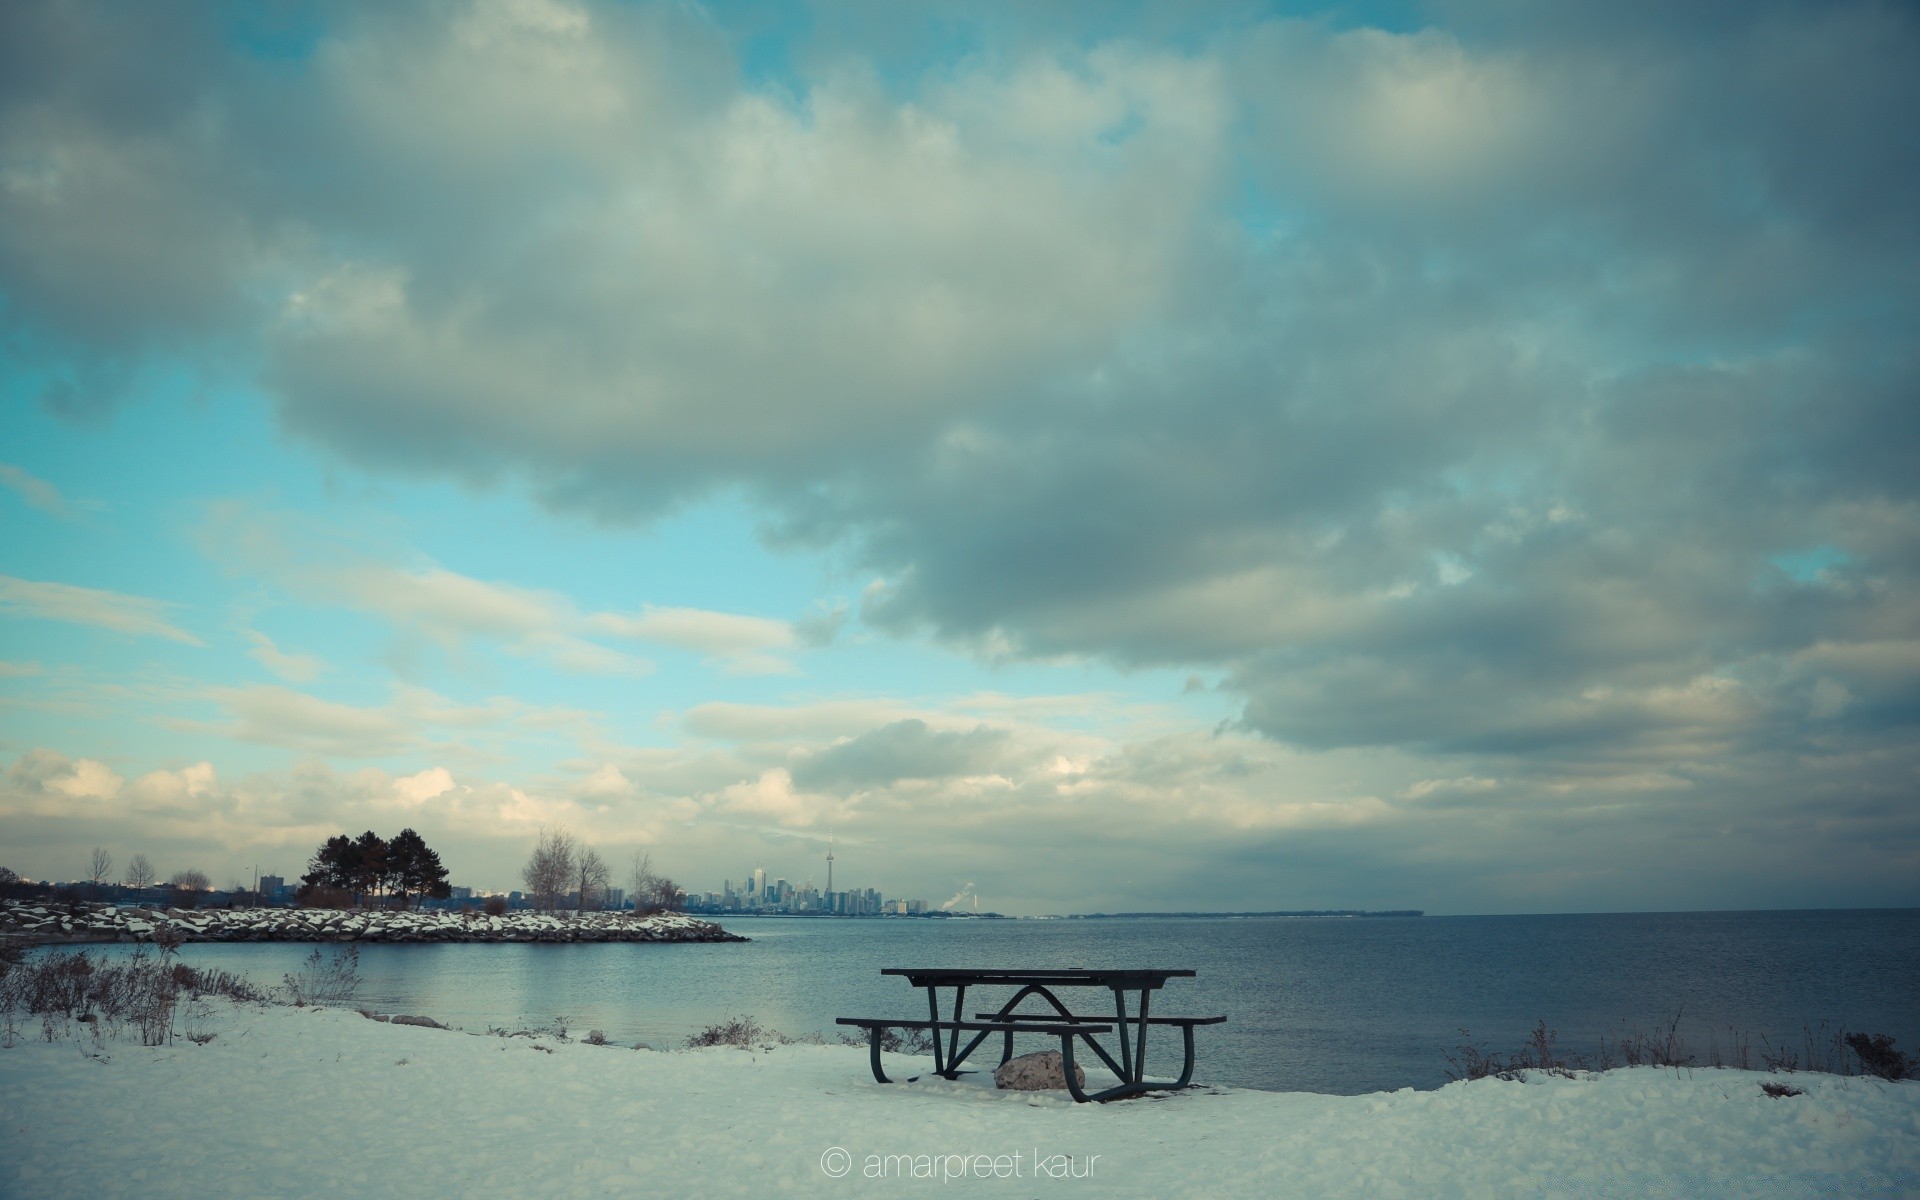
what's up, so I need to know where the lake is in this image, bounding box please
[72,908,1920,1094]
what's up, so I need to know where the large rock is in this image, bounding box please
[994,1050,1084,1091]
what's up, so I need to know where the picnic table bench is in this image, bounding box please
[837,967,1225,1103]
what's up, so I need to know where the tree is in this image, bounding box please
[521,826,575,913]
[630,851,680,915]
[575,846,610,913]
[123,854,157,890]
[387,828,450,909]
[303,834,358,893]
[348,831,389,906]
[87,847,114,886]
[167,868,210,910]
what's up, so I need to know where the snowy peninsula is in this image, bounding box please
[0,899,745,945]
[2,994,1915,1199]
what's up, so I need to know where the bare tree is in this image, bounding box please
[168,869,211,891]
[630,850,679,915]
[124,853,157,890]
[629,850,654,914]
[88,847,114,886]
[521,826,575,913]
[575,846,610,913]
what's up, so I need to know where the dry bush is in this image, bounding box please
[1845,1033,1915,1081]
[687,1015,788,1049]
[1508,1019,1585,1077]
[282,945,362,1007]
[0,950,180,1047]
[1603,1009,1695,1069]
[483,895,509,917]
[1443,1029,1514,1081]
[1761,1081,1804,1098]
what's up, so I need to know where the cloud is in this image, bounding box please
[192,685,422,759]
[244,630,326,683]
[6,747,124,803]
[0,462,76,518]
[0,574,202,645]
[789,719,1016,792]
[1,2,1918,910]
[199,503,809,677]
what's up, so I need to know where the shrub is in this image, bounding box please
[0,949,180,1047]
[1443,1030,1514,1082]
[1761,1081,1804,1099]
[483,895,509,917]
[283,945,362,1007]
[1845,1033,1915,1081]
[1603,1009,1695,1069]
[1509,1019,1584,1077]
[687,1015,786,1049]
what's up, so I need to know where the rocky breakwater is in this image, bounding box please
[0,900,747,945]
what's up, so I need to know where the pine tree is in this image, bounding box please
[387,828,450,909]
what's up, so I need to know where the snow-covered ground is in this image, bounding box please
[2,998,1915,1199]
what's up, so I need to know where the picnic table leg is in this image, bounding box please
[866,1027,894,1084]
[1111,987,1133,1082]
[924,988,946,1076]
[1059,1033,1094,1104]
[1172,1022,1197,1089]
[945,985,969,1077]
[1002,1027,1015,1066]
[1132,987,1152,1084]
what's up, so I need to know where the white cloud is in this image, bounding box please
[394,766,458,804]
[0,462,76,518]
[245,630,326,683]
[0,575,202,645]
[201,505,786,677]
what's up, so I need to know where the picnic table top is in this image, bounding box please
[880,967,1196,988]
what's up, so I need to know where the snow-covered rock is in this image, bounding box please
[0,900,744,946]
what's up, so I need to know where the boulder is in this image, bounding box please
[994,1050,1084,1091]
[390,1014,446,1029]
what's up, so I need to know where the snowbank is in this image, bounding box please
[1,998,1915,1199]
[0,899,743,944]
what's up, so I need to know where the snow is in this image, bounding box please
[2,998,1916,1199]
[0,899,737,945]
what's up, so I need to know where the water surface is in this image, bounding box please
[76,908,1920,1094]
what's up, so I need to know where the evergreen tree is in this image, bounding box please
[387,828,451,909]
[351,831,389,906]
[302,834,359,895]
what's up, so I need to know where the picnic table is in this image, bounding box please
[836,967,1225,1103]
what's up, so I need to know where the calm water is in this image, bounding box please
[77,909,1920,1094]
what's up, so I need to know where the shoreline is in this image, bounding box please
[0,899,747,946]
[3,992,1914,1199]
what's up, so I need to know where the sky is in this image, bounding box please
[1,0,1916,916]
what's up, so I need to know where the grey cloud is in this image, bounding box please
[789,719,1015,791]
[3,1,1918,908]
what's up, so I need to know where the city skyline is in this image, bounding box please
[2,1,1917,917]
